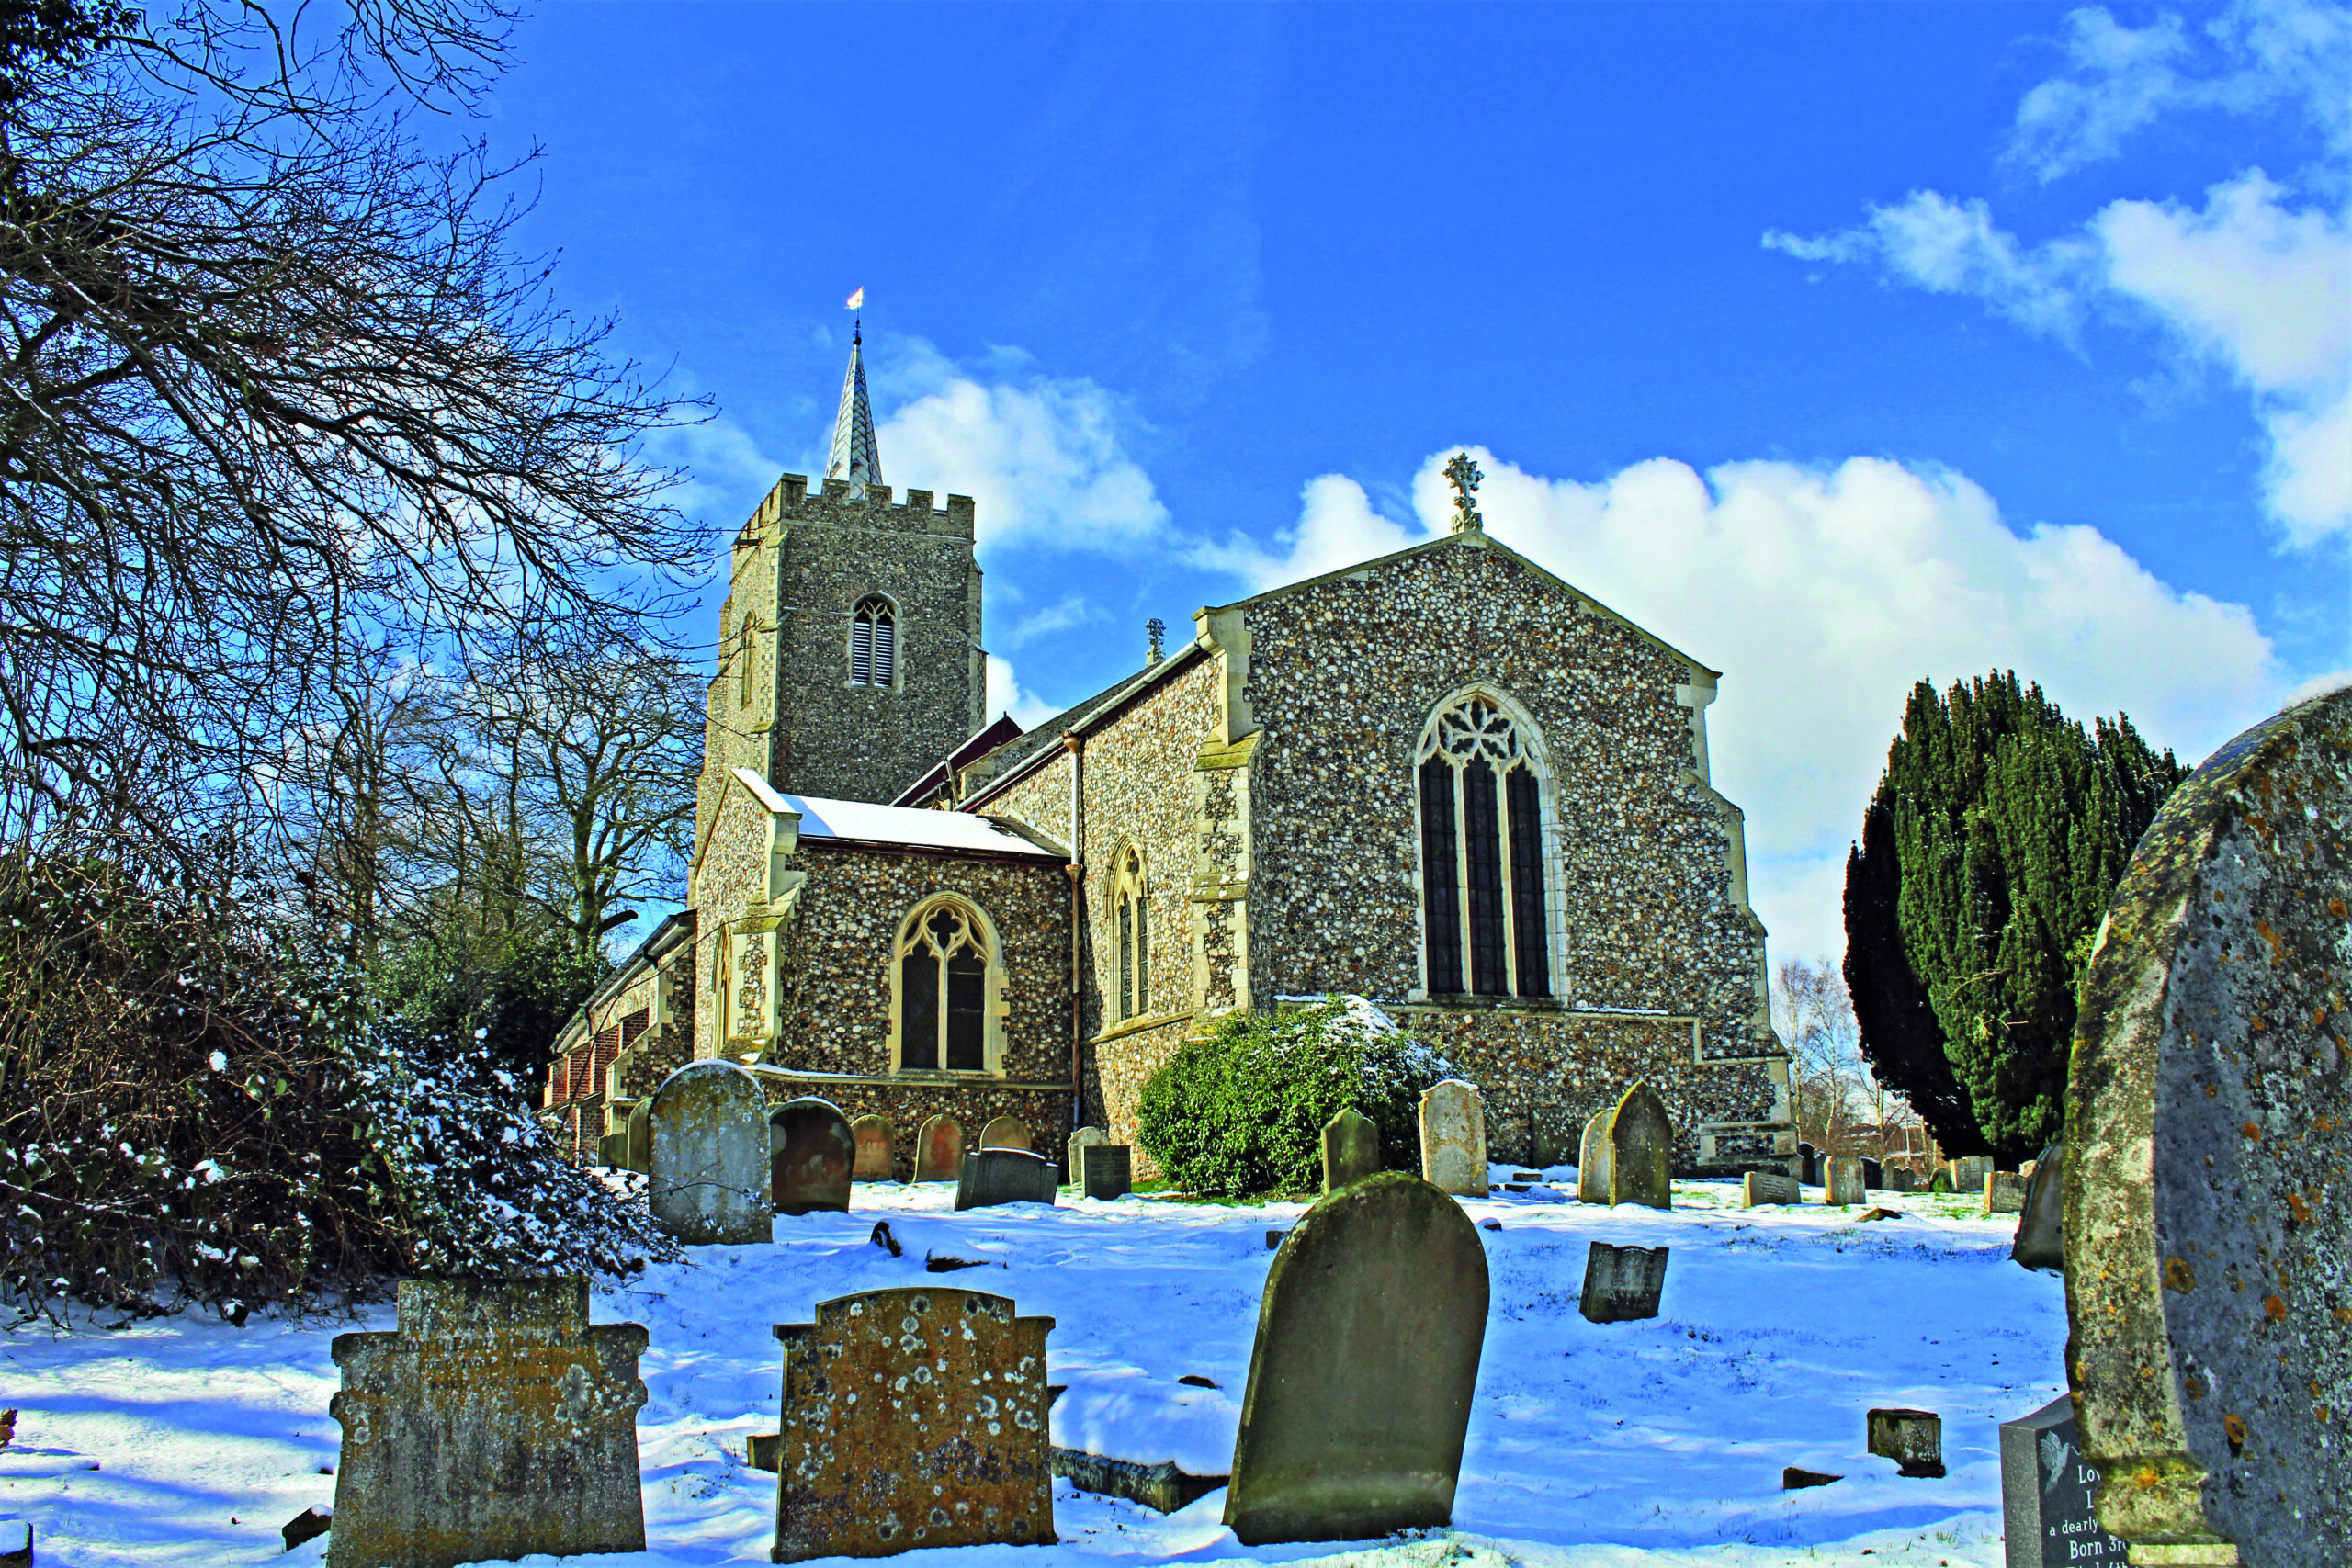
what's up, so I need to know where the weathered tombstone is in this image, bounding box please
[979,1114,1032,1151]
[1860,1156,1882,1189]
[1796,1141,1819,1185]
[1065,1123,1108,1184]
[1867,1407,1945,1478]
[1607,1080,1673,1209]
[850,1114,895,1182]
[624,1100,651,1175]
[1577,1242,1668,1323]
[1948,1155,1991,1194]
[1529,1102,1577,1168]
[769,1287,1054,1560]
[769,1098,854,1217]
[1984,1170,2026,1215]
[647,1060,770,1246]
[1741,1170,1802,1207]
[1575,1111,1613,1202]
[1417,1079,1487,1196]
[956,1148,1059,1211]
[1883,1164,1917,1194]
[1081,1144,1131,1201]
[1824,1156,1865,1205]
[2000,1394,2130,1568]
[597,1127,628,1168]
[2010,1141,2064,1272]
[325,1278,647,1568]
[1225,1172,1487,1545]
[913,1113,964,1181]
[1928,1168,1952,1194]
[1319,1106,1380,1193]
[2063,689,2351,1565]
[1051,1449,1226,1515]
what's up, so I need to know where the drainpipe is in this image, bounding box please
[1063,732,1085,1138]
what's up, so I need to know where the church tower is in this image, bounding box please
[698,329,988,840]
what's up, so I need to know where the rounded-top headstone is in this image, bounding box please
[979,1114,1033,1151]
[914,1113,965,1182]
[1607,1080,1673,1210]
[1417,1078,1487,1196]
[1065,1122,1108,1183]
[848,1114,894,1181]
[1576,1110,1613,1202]
[2063,688,2350,1565]
[769,1098,854,1216]
[1320,1106,1380,1193]
[647,1059,771,1246]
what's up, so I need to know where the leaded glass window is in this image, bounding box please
[1417,694,1552,998]
[895,901,993,1071]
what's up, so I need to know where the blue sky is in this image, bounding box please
[484,1,2349,965]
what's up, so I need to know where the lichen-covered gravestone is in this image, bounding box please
[648,1060,770,1245]
[770,1098,854,1216]
[625,1100,651,1175]
[770,1287,1055,1561]
[1824,1156,1864,1206]
[326,1278,648,1568]
[1984,1170,2026,1216]
[1948,1155,1991,1195]
[979,1114,1032,1151]
[1418,1078,1487,1196]
[1576,1111,1612,1202]
[2063,689,2351,1566]
[1320,1106,1380,1193]
[914,1114,964,1181]
[1225,1171,1488,1545]
[850,1115,895,1181]
[1607,1081,1673,1209]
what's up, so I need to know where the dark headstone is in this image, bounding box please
[1883,1164,1918,1193]
[326,1278,648,1568]
[849,1114,894,1181]
[956,1148,1059,1210]
[1860,1156,1882,1189]
[1782,1467,1840,1490]
[0,1522,26,1568]
[1051,1449,1226,1515]
[2000,1394,2129,1568]
[769,1098,854,1216]
[647,1060,769,1245]
[1824,1156,1865,1205]
[1607,1081,1673,1209]
[1576,1111,1612,1202]
[1081,1144,1131,1201]
[1928,1168,1952,1194]
[2063,689,2352,1564]
[1225,1172,1487,1545]
[1264,1229,1284,1250]
[913,1113,964,1181]
[624,1100,650,1175]
[1529,1102,1577,1168]
[869,1220,903,1257]
[283,1506,333,1551]
[1578,1242,1668,1324]
[979,1114,1032,1151]
[1866,1407,1945,1478]
[770,1287,1055,1560]
[2010,1141,2064,1272]
[1741,1171,1801,1207]
[1319,1106,1379,1193]
[1796,1141,1819,1185]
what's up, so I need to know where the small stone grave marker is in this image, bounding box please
[1859,1156,1882,1189]
[624,1100,650,1175]
[1319,1106,1379,1193]
[1984,1170,2026,1215]
[979,1114,1032,1151]
[769,1286,1054,1560]
[1999,1394,2129,1568]
[2009,1141,2064,1272]
[648,1060,770,1245]
[1418,1078,1487,1196]
[1883,1164,1917,1193]
[1065,1123,1108,1184]
[1225,1172,1487,1545]
[1866,1407,1945,1478]
[1051,1448,1225,1515]
[1530,1102,1577,1168]
[956,1148,1059,1210]
[913,1113,964,1181]
[849,1114,894,1181]
[1928,1168,1952,1194]
[1578,1242,1668,1323]
[1796,1141,1819,1185]
[1607,1081,1673,1209]
[1741,1170,1801,1207]
[1948,1155,1991,1194]
[1824,1156,1865,1205]
[770,1098,854,1216]
[1576,1111,1612,1202]
[326,1278,648,1568]
[1081,1144,1131,1201]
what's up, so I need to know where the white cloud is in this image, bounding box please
[999,593,1104,650]
[986,652,1060,732]
[1189,472,1422,588]
[1234,445,2281,967]
[1765,192,2097,341]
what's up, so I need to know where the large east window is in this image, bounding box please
[1417,693,1553,999]
[892,898,999,1072]
[850,593,898,687]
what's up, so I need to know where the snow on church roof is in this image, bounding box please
[731,767,1060,859]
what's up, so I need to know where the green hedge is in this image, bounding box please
[1135,998,1458,1196]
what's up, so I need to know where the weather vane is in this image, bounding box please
[1444,451,1483,534]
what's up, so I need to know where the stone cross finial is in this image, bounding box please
[1444,451,1483,534]
[1145,618,1166,664]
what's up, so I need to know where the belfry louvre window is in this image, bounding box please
[895,900,991,1071]
[1417,694,1552,999]
[850,594,897,687]
[1112,847,1148,1022]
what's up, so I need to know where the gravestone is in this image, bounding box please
[1319,1107,1380,1193]
[1051,1448,1225,1515]
[1576,1111,1613,1202]
[1578,1242,1669,1323]
[769,1286,1054,1560]
[1741,1170,1802,1207]
[1948,1155,1991,1195]
[1065,1123,1108,1184]
[914,1114,965,1181]
[1225,1171,1487,1545]
[850,1114,895,1181]
[979,1114,1032,1151]
[1883,1164,1917,1194]
[1607,1081,1673,1209]
[326,1278,647,1568]
[1796,1142,1819,1185]
[2062,688,2351,1565]
[1529,1102,1577,1168]
[624,1100,650,1175]
[1860,1156,1882,1189]
[1984,1170,2026,1215]
[956,1148,1059,1211]
[2000,1394,2130,1568]
[1418,1079,1487,1197]
[769,1098,854,1216]
[1867,1407,1945,1478]
[647,1060,770,1246]
[1824,1156,1865,1206]
[1081,1144,1131,1201]
[1928,1168,1952,1194]
[2010,1141,2064,1272]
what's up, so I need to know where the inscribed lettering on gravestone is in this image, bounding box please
[1418,1079,1487,1196]
[770,1287,1054,1561]
[1081,1145,1131,1201]
[2000,1395,2129,1568]
[1226,1171,1487,1545]
[1576,1111,1612,1202]
[1320,1107,1379,1194]
[327,1278,647,1568]
[1607,1081,1673,1210]
[771,1098,854,1216]
[2063,688,2351,1566]
[649,1060,770,1245]
[979,1115,1032,1151]
[1741,1170,1801,1208]
[1824,1156,1864,1206]
[913,1114,964,1181]
[1065,1124,1108,1184]
[850,1115,895,1182]
[956,1149,1058,1211]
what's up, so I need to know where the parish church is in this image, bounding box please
[544,333,1794,1180]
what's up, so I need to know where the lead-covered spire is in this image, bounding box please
[826,324,882,497]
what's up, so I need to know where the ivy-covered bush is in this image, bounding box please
[1136,997,1457,1197]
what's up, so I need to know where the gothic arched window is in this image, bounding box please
[850,594,897,688]
[892,898,1001,1073]
[1112,846,1148,1022]
[1417,693,1553,999]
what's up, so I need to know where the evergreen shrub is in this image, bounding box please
[1135,997,1456,1197]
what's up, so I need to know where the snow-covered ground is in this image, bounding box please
[0,1171,2061,1567]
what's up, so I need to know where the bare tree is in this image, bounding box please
[1773,956,1868,1155]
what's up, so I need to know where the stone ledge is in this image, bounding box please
[1091,1010,1196,1046]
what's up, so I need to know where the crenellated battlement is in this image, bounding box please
[736,473,976,551]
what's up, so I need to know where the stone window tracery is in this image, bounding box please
[890,897,1002,1074]
[849,594,897,688]
[1416,694,1553,999]
[1112,846,1148,1022]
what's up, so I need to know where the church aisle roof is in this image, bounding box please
[761,777,1059,859]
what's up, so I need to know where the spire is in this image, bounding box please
[826,323,882,497]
